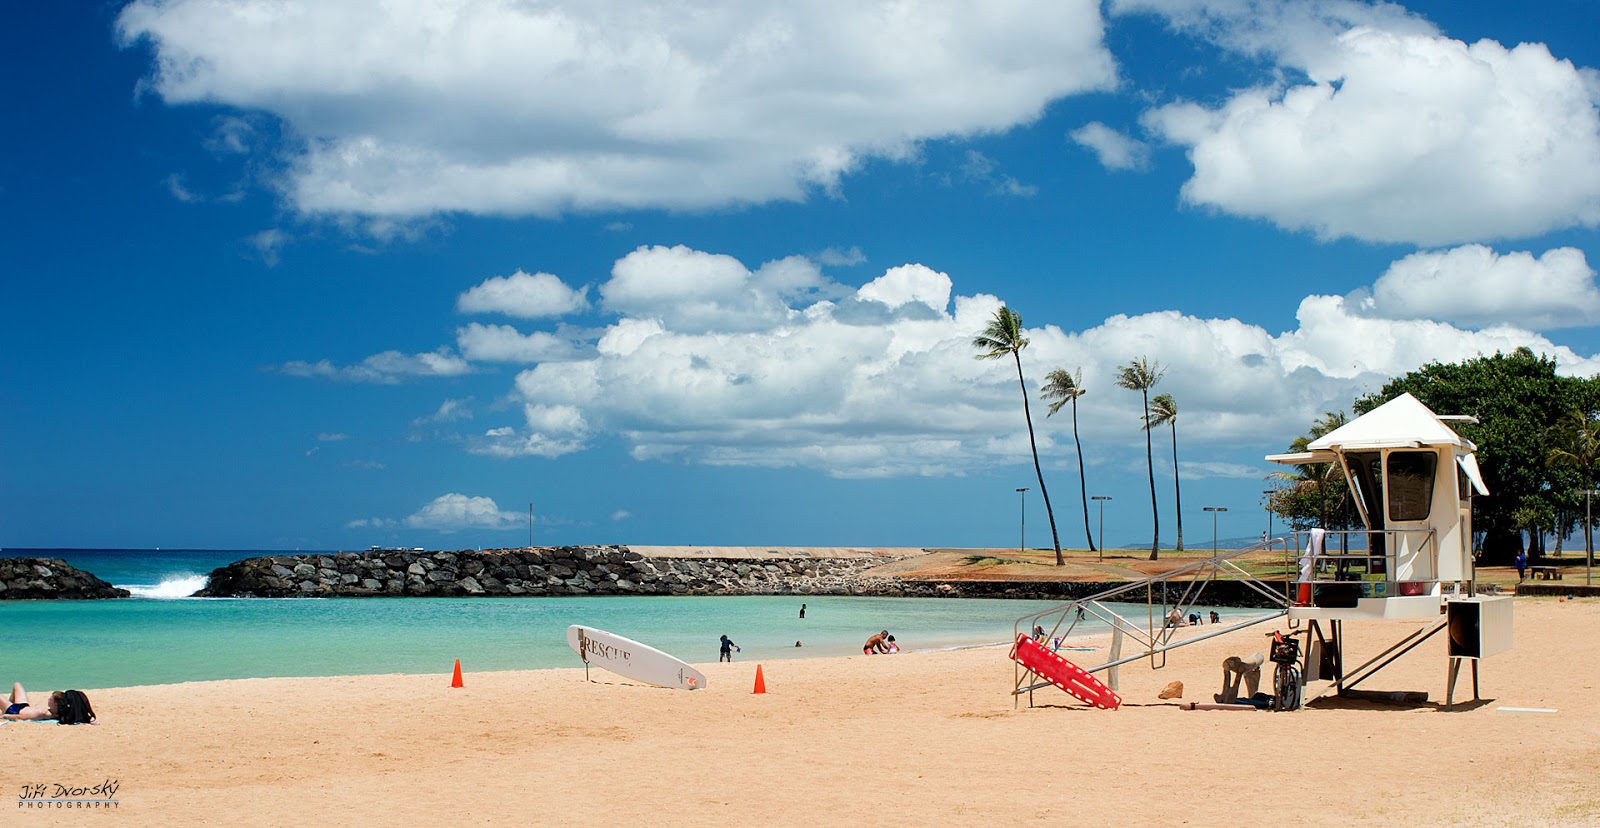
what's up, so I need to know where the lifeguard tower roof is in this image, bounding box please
[1308,393,1474,452]
[1266,393,1485,496]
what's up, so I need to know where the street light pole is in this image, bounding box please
[1015,487,1029,555]
[1583,488,1599,586]
[1092,496,1112,563]
[1204,507,1228,555]
[1261,490,1273,544]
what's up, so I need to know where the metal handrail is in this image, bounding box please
[1012,540,1292,702]
[1283,528,1445,592]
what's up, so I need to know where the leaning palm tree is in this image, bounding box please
[1042,367,1095,553]
[973,307,1063,565]
[1146,392,1183,552]
[1116,357,1166,560]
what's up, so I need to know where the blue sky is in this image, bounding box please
[4,0,1600,551]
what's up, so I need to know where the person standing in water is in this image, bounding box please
[800,603,807,619]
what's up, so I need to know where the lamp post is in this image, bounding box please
[1092,496,1112,562]
[1262,490,1274,544]
[1204,506,1228,555]
[1580,488,1599,586]
[1015,487,1029,555]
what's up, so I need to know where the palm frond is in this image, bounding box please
[1144,392,1177,430]
[1040,367,1084,417]
[972,307,1028,360]
[1114,356,1165,392]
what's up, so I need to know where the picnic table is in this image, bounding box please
[1530,566,1564,580]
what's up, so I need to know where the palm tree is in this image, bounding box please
[1146,392,1183,552]
[1042,367,1095,553]
[1116,357,1166,560]
[973,307,1063,565]
[1549,409,1600,568]
[1270,411,1351,531]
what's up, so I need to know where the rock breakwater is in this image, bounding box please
[193,547,1289,607]
[196,546,912,598]
[0,557,131,599]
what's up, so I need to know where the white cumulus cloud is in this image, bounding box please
[857,264,952,312]
[601,245,836,332]
[1348,245,1600,331]
[456,323,580,363]
[1133,6,1600,244]
[469,404,591,459]
[403,493,523,531]
[457,270,589,318]
[277,349,471,383]
[117,0,1117,218]
[1069,121,1150,170]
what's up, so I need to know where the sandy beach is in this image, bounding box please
[7,597,1597,826]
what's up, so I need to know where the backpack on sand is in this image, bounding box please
[56,690,95,725]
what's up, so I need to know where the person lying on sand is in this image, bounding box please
[2,684,57,721]
[863,630,890,654]
[2,684,92,724]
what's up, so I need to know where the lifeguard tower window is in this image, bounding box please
[1387,451,1436,521]
[1348,452,1385,529]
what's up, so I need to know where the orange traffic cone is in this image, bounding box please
[753,664,767,694]
[451,658,464,688]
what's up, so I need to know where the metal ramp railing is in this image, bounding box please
[1012,540,1293,705]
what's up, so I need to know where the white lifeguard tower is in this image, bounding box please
[1265,392,1511,702]
[1266,392,1487,617]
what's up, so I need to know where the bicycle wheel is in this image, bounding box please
[1279,666,1302,711]
[1273,664,1301,711]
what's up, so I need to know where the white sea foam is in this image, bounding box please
[122,574,210,599]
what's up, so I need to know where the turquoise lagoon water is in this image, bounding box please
[2,549,1241,690]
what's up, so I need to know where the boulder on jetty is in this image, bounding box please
[0,557,131,599]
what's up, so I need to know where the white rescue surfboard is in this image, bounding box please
[567,625,707,690]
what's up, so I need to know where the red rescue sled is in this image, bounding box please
[1010,634,1122,710]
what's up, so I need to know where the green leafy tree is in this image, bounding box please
[1512,499,1555,560]
[1145,393,1183,551]
[1355,348,1600,562]
[973,307,1063,565]
[1117,357,1166,560]
[1549,409,1600,563]
[1042,367,1095,553]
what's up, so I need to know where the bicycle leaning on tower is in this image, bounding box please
[1268,630,1304,712]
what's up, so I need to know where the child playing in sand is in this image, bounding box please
[885,635,899,654]
[719,635,740,662]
